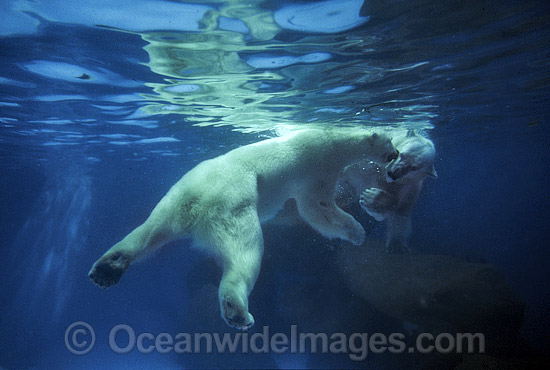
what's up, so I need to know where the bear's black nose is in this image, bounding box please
[387,171,398,181]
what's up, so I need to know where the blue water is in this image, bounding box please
[1,0,549,369]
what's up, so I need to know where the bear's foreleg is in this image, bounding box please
[296,194,365,246]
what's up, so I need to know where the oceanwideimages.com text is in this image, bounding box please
[65,322,485,361]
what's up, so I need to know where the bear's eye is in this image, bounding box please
[411,165,419,171]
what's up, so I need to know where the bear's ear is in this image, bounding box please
[427,165,438,179]
[406,129,417,137]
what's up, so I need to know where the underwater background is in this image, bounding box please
[0,0,549,369]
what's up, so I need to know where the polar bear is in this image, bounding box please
[89,128,398,329]
[342,130,436,253]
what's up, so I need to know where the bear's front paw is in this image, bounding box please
[360,188,393,212]
[89,251,130,288]
[221,295,255,330]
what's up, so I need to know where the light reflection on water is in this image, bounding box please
[140,24,437,132]
[0,0,455,167]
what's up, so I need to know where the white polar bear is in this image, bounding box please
[89,128,398,329]
[342,130,436,253]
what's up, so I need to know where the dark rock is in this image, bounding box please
[337,239,525,353]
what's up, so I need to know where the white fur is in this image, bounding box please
[89,128,397,329]
[343,130,436,253]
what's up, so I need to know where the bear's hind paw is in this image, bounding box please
[88,251,129,288]
[360,188,392,209]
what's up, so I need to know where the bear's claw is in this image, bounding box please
[89,251,129,288]
[360,188,392,210]
[221,295,255,330]
[225,315,255,330]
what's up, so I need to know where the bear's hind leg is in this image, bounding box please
[89,222,177,288]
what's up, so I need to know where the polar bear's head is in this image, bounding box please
[366,132,400,165]
[385,130,437,183]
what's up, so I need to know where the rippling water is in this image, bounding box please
[2,0,547,164]
[1,0,549,369]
